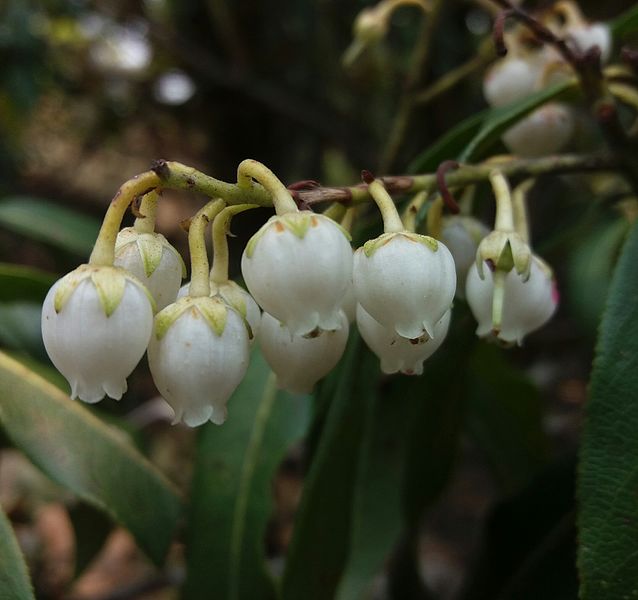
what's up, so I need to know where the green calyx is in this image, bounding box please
[211,280,247,319]
[362,231,438,257]
[54,264,156,317]
[115,227,187,278]
[154,296,228,340]
[476,230,531,279]
[245,212,352,258]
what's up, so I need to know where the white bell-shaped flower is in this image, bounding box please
[483,57,540,108]
[114,227,185,311]
[440,216,489,300]
[147,296,250,426]
[353,232,456,340]
[178,279,261,341]
[241,212,353,336]
[502,103,574,157]
[357,304,451,375]
[341,279,357,324]
[465,257,558,345]
[259,311,349,394]
[568,23,612,63]
[41,265,154,403]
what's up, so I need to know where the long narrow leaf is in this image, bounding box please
[0,507,35,600]
[0,351,182,565]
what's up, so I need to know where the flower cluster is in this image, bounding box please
[40,161,558,428]
[483,1,611,156]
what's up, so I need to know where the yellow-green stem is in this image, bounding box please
[237,159,297,215]
[340,206,356,234]
[489,170,515,232]
[323,203,347,222]
[368,180,404,233]
[426,195,443,239]
[189,199,226,297]
[133,190,160,234]
[403,190,427,232]
[89,172,160,266]
[513,180,534,245]
[491,269,507,334]
[210,203,258,284]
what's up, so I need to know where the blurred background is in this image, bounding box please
[0,0,636,599]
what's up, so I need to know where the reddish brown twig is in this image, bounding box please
[436,160,461,214]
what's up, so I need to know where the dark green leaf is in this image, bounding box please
[465,344,548,495]
[408,109,488,173]
[567,218,629,337]
[0,197,100,256]
[282,335,370,600]
[0,263,56,303]
[0,350,182,565]
[184,348,311,600]
[577,219,638,599]
[459,79,578,162]
[0,302,46,359]
[610,3,638,38]
[68,503,113,577]
[0,506,35,600]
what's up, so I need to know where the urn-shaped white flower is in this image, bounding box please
[178,279,261,342]
[502,103,574,157]
[440,217,489,299]
[241,211,353,336]
[147,296,250,426]
[114,227,185,311]
[465,257,558,345]
[259,311,349,394]
[41,265,154,403]
[353,232,456,339]
[357,304,450,375]
[483,58,540,108]
[568,23,612,63]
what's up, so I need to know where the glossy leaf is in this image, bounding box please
[0,263,56,303]
[610,3,638,37]
[0,350,181,565]
[459,79,578,162]
[0,196,100,256]
[0,302,46,359]
[68,503,113,577]
[184,348,311,600]
[465,344,548,495]
[577,220,638,598]
[0,506,35,600]
[282,335,370,600]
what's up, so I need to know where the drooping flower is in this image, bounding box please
[465,256,558,345]
[147,296,250,426]
[357,304,451,375]
[353,232,456,340]
[241,212,353,336]
[41,265,154,403]
[259,311,349,394]
[114,227,185,311]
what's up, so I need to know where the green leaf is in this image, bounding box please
[0,350,182,565]
[610,3,638,38]
[408,109,488,173]
[0,506,35,600]
[0,302,46,359]
[183,348,311,600]
[567,218,629,337]
[282,335,371,600]
[68,503,113,577]
[0,263,56,303]
[459,79,578,162]
[577,219,638,599]
[0,197,100,256]
[465,344,548,495]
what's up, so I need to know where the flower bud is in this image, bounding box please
[353,232,455,340]
[502,103,574,157]
[483,58,539,108]
[41,265,154,403]
[147,296,250,426]
[114,227,185,311]
[465,256,558,345]
[259,311,349,394]
[357,304,451,375]
[241,212,353,336]
[440,216,489,299]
